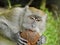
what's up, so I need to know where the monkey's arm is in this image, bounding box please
[0,19,28,45]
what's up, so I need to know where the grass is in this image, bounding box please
[43,9,58,45]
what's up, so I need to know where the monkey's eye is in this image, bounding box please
[29,16,35,20]
[36,18,41,21]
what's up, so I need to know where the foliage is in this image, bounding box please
[43,9,58,45]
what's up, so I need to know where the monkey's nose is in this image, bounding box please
[32,24,36,28]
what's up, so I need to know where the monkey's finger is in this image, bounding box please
[37,35,46,45]
[41,36,46,44]
[17,32,28,42]
[18,39,27,45]
[17,42,27,45]
[17,42,24,45]
[19,36,28,43]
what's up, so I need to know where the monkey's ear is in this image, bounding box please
[42,14,47,21]
[44,14,47,19]
[24,6,29,11]
[25,6,29,8]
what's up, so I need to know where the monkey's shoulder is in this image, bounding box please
[0,7,22,21]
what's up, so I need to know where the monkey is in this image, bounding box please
[0,5,47,45]
[0,0,47,45]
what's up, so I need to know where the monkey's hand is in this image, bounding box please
[14,32,28,45]
[36,35,46,45]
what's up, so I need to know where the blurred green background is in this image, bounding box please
[43,9,59,45]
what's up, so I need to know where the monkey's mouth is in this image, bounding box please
[25,29,36,32]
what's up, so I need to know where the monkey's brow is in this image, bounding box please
[32,15,41,19]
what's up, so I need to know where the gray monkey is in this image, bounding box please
[0,5,47,45]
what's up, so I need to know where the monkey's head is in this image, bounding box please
[21,6,47,35]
